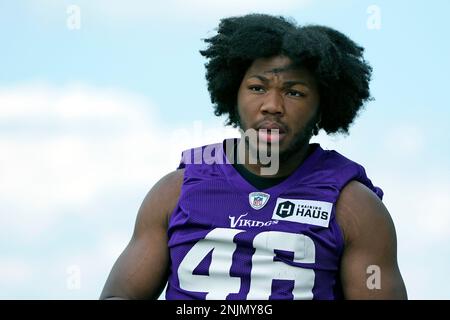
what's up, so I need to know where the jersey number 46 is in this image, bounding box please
[177,228,316,299]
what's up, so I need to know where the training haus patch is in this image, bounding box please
[272,198,333,227]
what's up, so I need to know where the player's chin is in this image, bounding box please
[253,140,288,156]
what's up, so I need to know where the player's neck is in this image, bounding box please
[235,139,311,178]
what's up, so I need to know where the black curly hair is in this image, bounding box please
[200,13,373,135]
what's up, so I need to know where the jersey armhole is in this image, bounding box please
[165,169,186,230]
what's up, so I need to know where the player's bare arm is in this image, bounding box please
[100,169,184,300]
[336,180,407,299]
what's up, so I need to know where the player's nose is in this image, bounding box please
[260,90,284,115]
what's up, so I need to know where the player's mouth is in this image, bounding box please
[256,121,287,144]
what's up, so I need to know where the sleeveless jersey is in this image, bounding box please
[165,140,383,300]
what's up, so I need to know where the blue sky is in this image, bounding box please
[0,0,449,299]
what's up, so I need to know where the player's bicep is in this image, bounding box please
[100,226,169,299]
[100,170,183,300]
[337,181,407,299]
[100,194,169,300]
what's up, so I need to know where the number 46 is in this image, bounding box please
[178,228,316,300]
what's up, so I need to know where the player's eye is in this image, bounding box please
[286,90,306,98]
[248,85,265,93]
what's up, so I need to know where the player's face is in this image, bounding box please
[237,55,320,158]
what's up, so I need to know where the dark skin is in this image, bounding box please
[100,55,407,300]
[235,55,320,178]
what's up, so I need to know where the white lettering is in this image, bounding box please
[229,213,248,228]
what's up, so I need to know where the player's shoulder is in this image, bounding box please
[137,169,185,230]
[159,168,185,188]
[144,169,184,200]
[336,180,393,244]
[338,180,381,206]
[151,169,185,207]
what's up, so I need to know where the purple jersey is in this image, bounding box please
[165,140,383,300]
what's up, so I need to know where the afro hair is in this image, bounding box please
[200,13,373,134]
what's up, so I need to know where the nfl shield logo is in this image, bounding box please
[249,192,270,210]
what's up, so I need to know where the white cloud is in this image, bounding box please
[0,83,167,238]
[0,83,239,298]
[0,83,239,241]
